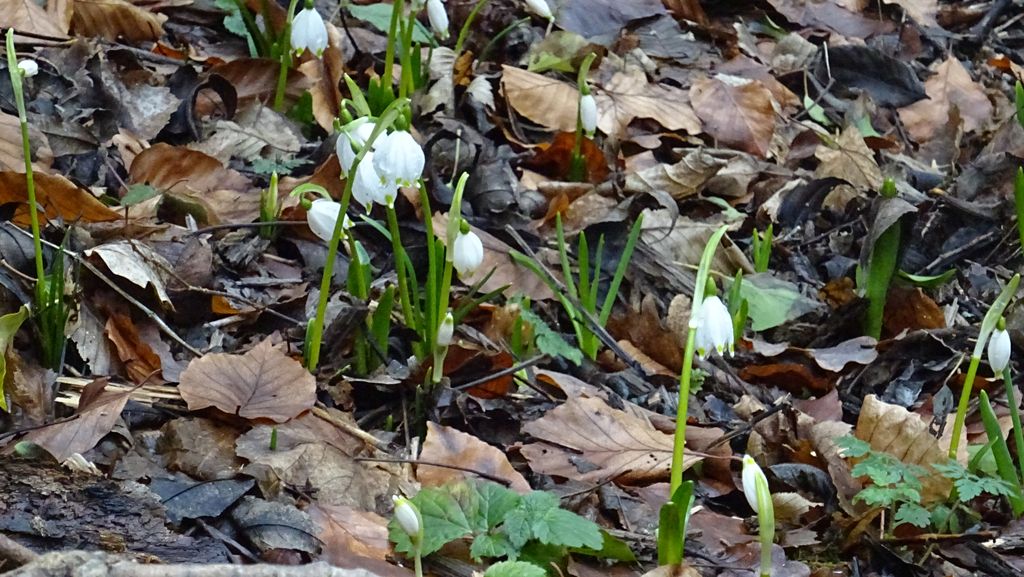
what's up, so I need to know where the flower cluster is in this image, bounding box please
[335,119,425,210]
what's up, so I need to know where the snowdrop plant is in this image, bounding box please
[569,53,597,182]
[273,0,326,110]
[694,295,734,357]
[949,273,1020,458]
[991,317,1024,483]
[742,455,775,577]
[6,30,67,371]
[392,496,424,577]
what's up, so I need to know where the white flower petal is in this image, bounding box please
[427,0,449,40]
[452,230,484,277]
[17,60,38,77]
[694,296,733,358]
[392,496,421,537]
[741,454,767,513]
[373,130,424,188]
[291,8,328,56]
[579,93,597,136]
[989,328,1012,373]
[524,0,552,19]
[437,311,454,347]
[306,199,351,242]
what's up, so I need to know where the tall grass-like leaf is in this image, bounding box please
[978,390,1024,516]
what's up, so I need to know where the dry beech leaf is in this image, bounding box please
[500,65,579,133]
[899,56,993,143]
[308,503,392,565]
[854,394,952,502]
[86,240,174,308]
[418,422,531,493]
[690,75,776,158]
[0,172,120,226]
[0,0,67,36]
[24,379,129,462]
[178,339,315,422]
[72,0,166,42]
[521,396,699,484]
[0,112,51,173]
[105,311,162,384]
[205,59,313,114]
[813,125,882,191]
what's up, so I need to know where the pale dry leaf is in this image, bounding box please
[46,0,73,33]
[24,383,129,462]
[813,125,882,191]
[854,394,952,502]
[192,105,301,163]
[308,503,391,565]
[0,0,67,36]
[772,492,814,524]
[624,148,724,200]
[85,240,174,308]
[595,67,700,138]
[899,56,993,143]
[178,339,315,422]
[159,417,245,481]
[72,0,166,42]
[0,112,52,173]
[418,422,531,493]
[521,396,698,484]
[500,65,578,133]
[690,75,776,158]
[640,211,753,275]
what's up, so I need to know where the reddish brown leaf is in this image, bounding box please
[690,75,776,158]
[0,172,120,226]
[739,362,834,395]
[525,132,610,184]
[178,339,315,422]
[882,286,945,336]
[24,380,130,462]
[105,312,162,384]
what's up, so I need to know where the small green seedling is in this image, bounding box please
[751,224,773,273]
[863,178,901,339]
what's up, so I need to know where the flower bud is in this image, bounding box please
[989,327,1011,373]
[524,0,552,19]
[693,295,734,358]
[452,229,484,277]
[306,199,351,242]
[17,60,38,77]
[437,311,454,347]
[427,0,449,40]
[392,495,422,540]
[291,7,328,56]
[741,454,768,513]
[579,93,597,136]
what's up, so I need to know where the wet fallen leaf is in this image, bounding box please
[232,496,321,556]
[899,56,994,143]
[23,379,130,462]
[150,476,255,524]
[178,339,316,423]
[805,337,878,372]
[418,422,531,493]
[690,75,776,158]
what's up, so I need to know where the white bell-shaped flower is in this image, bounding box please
[989,328,1011,373]
[694,295,734,358]
[524,0,552,19]
[453,229,484,277]
[373,130,425,188]
[291,7,328,56]
[306,199,351,242]
[579,93,597,136]
[352,152,396,210]
[437,311,454,347]
[741,454,768,513]
[427,0,449,40]
[336,120,377,175]
[17,60,38,77]
[392,496,422,539]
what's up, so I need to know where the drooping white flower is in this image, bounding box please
[427,0,449,40]
[373,130,425,188]
[306,199,351,242]
[352,151,396,209]
[524,0,552,19]
[989,328,1011,373]
[437,311,454,347]
[741,454,768,513]
[336,120,377,175]
[452,229,484,277]
[693,295,734,358]
[392,496,422,540]
[291,7,328,56]
[579,93,597,136]
[17,60,38,77]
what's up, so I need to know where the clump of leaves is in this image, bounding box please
[840,436,1016,533]
[389,479,631,574]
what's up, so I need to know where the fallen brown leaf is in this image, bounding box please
[899,56,993,143]
[178,339,316,423]
[0,0,67,37]
[86,240,174,308]
[690,75,776,158]
[308,503,392,565]
[814,125,883,192]
[418,422,531,493]
[105,311,162,384]
[72,0,166,42]
[23,379,129,462]
[0,172,120,226]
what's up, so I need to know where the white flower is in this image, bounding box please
[427,0,449,40]
[741,454,768,514]
[989,328,1011,373]
[291,7,328,56]
[453,229,484,277]
[336,120,377,175]
[693,295,734,357]
[437,311,454,347]
[524,0,552,19]
[306,199,351,242]
[579,93,597,136]
[373,130,425,188]
[392,496,421,539]
[352,152,396,209]
[17,60,38,77]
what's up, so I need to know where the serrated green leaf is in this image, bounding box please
[572,530,635,562]
[389,487,474,556]
[121,184,161,206]
[251,156,308,176]
[470,532,517,561]
[894,502,931,528]
[837,435,871,457]
[531,507,602,550]
[476,481,522,530]
[520,308,581,365]
[484,561,546,577]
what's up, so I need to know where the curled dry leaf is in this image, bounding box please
[71,0,166,42]
[418,422,531,493]
[690,75,776,158]
[0,172,120,226]
[178,339,315,423]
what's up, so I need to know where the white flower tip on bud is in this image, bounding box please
[989,328,1011,373]
[694,295,734,359]
[741,454,768,514]
[452,229,484,278]
[291,7,328,57]
[392,496,421,538]
[427,0,449,40]
[524,0,553,19]
[579,93,597,136]
[437,311,454,347]
[17,59,38,77]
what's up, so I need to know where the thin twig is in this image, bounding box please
[451,354,547,390]
[353,456,515,487]
[311,405,389,451]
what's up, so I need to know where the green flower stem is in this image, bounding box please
[273,0,302,111]
[671,327,697,492]
[5,31,44,290]
[755,480,775,577]
[429,174,468,384]
[383,0,403,96]
[306,102,405,370]
[420,185,438,354]
[864,178,899,339]
[1015,168,1024,256]
[453,0,489,57]
[386,204,417,336]
[399,10,416,99]
[348,234,369,374]
[568,52,596,182]
[1003,366,1024,483]
[949,355,982,460]
[413,544,423,577]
